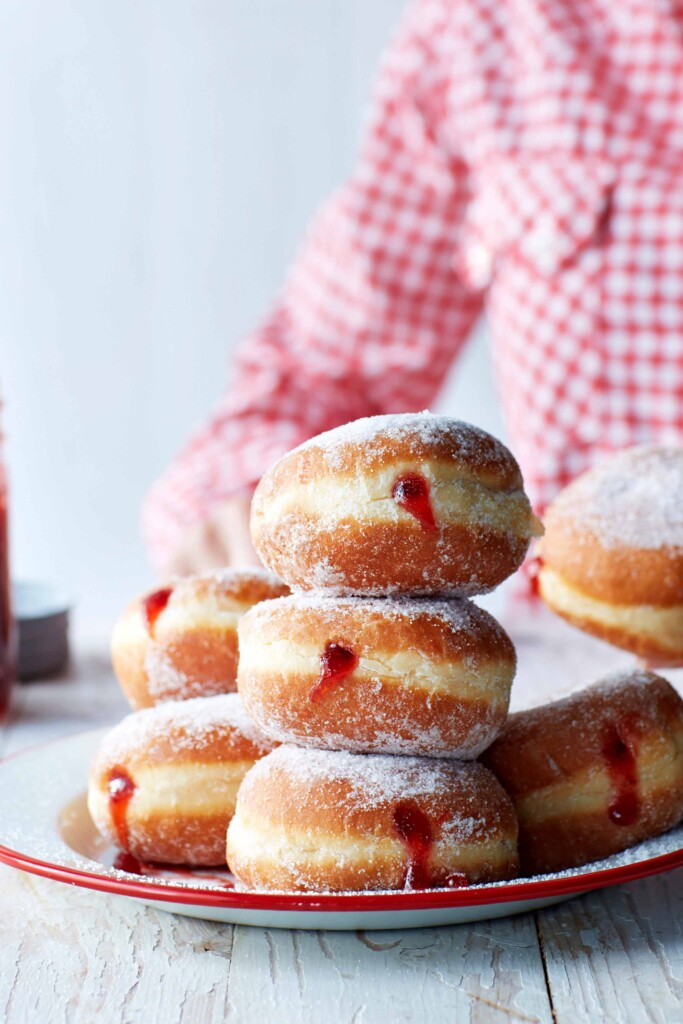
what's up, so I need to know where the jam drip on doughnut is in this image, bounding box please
[392,473,438,533]
[107,767,137,849]
[393,801,435,889]
[526,555,543,599]
[310,642,358,703]
[113,851,144,874]
[602,724,639,826]
[142,587,173,636]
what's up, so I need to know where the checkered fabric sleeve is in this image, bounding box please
[145,0,683,575]
[142,0,482,570]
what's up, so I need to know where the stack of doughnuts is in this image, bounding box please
[87,568,288,866]
[88,419,683,886]
[228,413,543,891]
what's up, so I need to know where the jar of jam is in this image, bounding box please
[0,411,14,715]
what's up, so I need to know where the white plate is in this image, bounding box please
[1,729,683,930]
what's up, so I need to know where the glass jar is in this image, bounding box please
[0,412,14,714]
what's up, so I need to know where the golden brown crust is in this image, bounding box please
[167,568,291,609]
[112,618,241,710]
[482,671,683,874]
[90,702,275,771]
[538,568,683,663]
[538,446,683,607]
[539,517,683,607]
[251,415,540,596]
[87,695,277,865]
[240,593,515,662]
[227,746,519,891]
[111,568,289,709]
[512,792,683,878]
[258,420,524,492]
[113,814,231,867]
[237,595,516,758]
[255,518,533,596]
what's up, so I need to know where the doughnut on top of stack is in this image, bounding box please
[251,413,542,596]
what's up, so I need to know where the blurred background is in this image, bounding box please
[2,0,502,630]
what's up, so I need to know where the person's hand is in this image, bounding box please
[162,493,260,577]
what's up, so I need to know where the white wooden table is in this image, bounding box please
[1,617,682,1024]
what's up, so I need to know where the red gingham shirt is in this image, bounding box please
[143,0,683,570]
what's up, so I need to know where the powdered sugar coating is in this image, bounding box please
[251,413,538,596]
[169,565,286,597]
[483,667,683,874]
[238,593,515,758]
[244,591,509,633]
[95,693,274,765]
[112,567,290,709]
[492,667,682,766]
[144,645,194,701]
[249,716,500,761]
[229,745,519,890]
[547,446,683,551]
[144,645,231,703]
[241,744,499,815]
[579,667,666,697]
[294,412,521,479]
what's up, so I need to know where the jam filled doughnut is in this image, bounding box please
[538,446,683,665]
[482,670,683,875]
[238,594,516,758]
[111,568,289,709]
[88,694,277,867]
[251,413,542,596]
[227,745,519,892]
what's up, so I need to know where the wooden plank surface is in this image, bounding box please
[538,869,683,1024]
[1,622,682,1023]
[226,917,553,1024]
[0,870,555,1024]
[0,868,235,1024]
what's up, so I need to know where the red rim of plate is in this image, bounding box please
[2,731,683,913]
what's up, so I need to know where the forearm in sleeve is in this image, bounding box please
[143,0,482,569]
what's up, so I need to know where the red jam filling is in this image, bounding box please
[310,642,358,703]
[526,555,543,599]
[111,854,235,889]
[142,587,173,636]
[393,801,435,890]
[113,851,144,874]
[107,767,137,849]
[602,724,639,827]
[392,473,438,533]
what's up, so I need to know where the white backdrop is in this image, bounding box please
[1,0,503,626]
